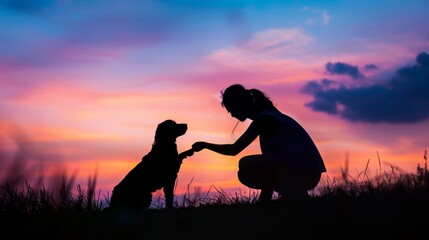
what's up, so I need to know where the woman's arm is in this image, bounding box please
[192,142,238,156]
[178,148,194,160]
[192,118,265,156]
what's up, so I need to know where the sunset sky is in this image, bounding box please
[1,0,428,205]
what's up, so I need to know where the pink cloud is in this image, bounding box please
[206,28,314,72]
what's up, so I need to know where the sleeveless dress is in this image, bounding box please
[258,109,326,174]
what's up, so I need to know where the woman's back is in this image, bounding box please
[258,109,326,173]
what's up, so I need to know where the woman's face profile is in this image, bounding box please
[222,88,250,122]
[226,102,247,122]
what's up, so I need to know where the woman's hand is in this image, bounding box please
[179,148,194,159]
[192,142,207,152]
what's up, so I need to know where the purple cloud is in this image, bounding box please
[302,52,429,124]
[364,64,378,71]
[325,61,365,79]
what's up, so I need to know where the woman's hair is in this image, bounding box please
[221,84,275,139]
[220,84,275,111]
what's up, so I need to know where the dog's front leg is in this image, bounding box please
[163,177,176,209]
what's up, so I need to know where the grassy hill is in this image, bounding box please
[1,158,428,239]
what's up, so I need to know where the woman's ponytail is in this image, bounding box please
[249,88,275,110]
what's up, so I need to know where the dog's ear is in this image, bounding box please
[154,119,187,143]
[154,119,177,142]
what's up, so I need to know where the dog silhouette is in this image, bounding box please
[109,119,193,210]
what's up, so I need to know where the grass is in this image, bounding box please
[1,150,428,239]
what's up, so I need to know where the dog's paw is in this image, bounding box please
[180,149,194,159]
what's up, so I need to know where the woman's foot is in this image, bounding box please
[258,189,273,203]
[278,190,309,203]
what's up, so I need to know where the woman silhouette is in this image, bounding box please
[192,84,326,202]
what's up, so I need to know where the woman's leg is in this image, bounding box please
[258,189,274,203]
[238,155,275,202]
[275,169,322,201]
[238,154,323,202]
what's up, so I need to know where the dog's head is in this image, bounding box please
[154,119,187,144]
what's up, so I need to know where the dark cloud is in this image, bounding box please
[364,64,378,71]
[300,79,336,95]
[301,52,429,124]
[325,61,365,79]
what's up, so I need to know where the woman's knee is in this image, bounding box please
[238,169,263,189]
[237,170,248,185]
[306,171,322,190]
[238,154,262,169]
